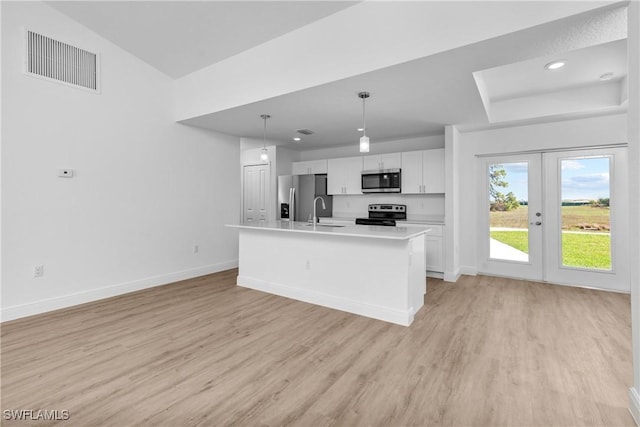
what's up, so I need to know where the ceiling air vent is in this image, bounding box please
[296,129,314,136]
[26,30,99,92]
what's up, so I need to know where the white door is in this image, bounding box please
[543,148,629,292]
[243,164,270,223]
[478,148,629,292]
[478,154,543,281]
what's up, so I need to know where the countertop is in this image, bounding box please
[227,221,431,241]
[325,216,445,225]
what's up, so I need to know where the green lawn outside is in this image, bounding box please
[561,233,611,269]
[490,205,610,231]
[490,231,529,253]
[490,230,611,269]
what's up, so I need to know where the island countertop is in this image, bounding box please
[226,220,431,241]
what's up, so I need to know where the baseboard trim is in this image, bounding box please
[460,266,478,276]
[1,260,238,322]
[237,275,414,326]
[426,271,444,279]
[444,270,461,283]
[630,387,640,426]
[476,270,630,294]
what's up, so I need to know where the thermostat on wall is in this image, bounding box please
[57,169,74,178]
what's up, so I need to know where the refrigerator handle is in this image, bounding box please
[291,187,295,222]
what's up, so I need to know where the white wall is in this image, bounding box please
[627,1,640,422]
[332,194,445,221]
[1,2,241,321]
[444,125,462,281]
[456,114,628,274]
[298,135,444,161]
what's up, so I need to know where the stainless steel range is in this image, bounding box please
[355,204,406,226]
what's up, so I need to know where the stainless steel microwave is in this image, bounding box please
[361,169,401,193]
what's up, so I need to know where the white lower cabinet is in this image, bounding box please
[425,235,444,273]
[404,223,444,273]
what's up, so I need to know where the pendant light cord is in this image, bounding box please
[362,97,366,137]
[263,116,267,149]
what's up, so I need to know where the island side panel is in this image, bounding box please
[408,233,426,317]
[236,228,416,325]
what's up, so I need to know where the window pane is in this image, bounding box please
[489,162,529,262]
[560,157,611,270]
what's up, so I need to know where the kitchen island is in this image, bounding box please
[227,221,430,326]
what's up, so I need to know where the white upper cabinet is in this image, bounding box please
[291,159,328,175]
[327,156,363,195]
[401,149,445,194]
[423,148,445,193]
[400,151,423,193]
[362,153,402,171]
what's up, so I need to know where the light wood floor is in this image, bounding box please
[1,270,634,426]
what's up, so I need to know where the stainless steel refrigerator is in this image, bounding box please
[277,174,333,222]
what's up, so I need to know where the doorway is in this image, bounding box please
[242,164,270,224]
[478,147,629,292]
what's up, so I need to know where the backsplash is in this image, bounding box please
[332,194,445,221]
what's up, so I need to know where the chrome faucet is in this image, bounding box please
[313,196,326,224]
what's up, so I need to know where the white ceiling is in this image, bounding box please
[473,38,627,124]
[477,39,627,102]
[47,1,359,79]
[48,1,629,150]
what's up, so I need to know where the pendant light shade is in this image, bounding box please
[358,92,370,153]
[359,136,370,153]
[260,114,270,161]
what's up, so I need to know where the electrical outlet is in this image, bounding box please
[193,245,199,254]
[33,265,44,278]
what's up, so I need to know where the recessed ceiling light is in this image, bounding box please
[544,60,566,70]
[357,128,364,132]
[599,72,614,81]
[293,137,301,141]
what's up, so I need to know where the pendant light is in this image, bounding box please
[260,114,270,161]
[358,92,370,153]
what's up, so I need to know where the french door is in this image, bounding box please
[479,154,543,281]
[479,148,629,292]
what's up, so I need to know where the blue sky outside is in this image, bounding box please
[492,157,610,202]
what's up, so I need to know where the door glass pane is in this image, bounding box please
[560,157,611,270]
[489,162,529,262]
